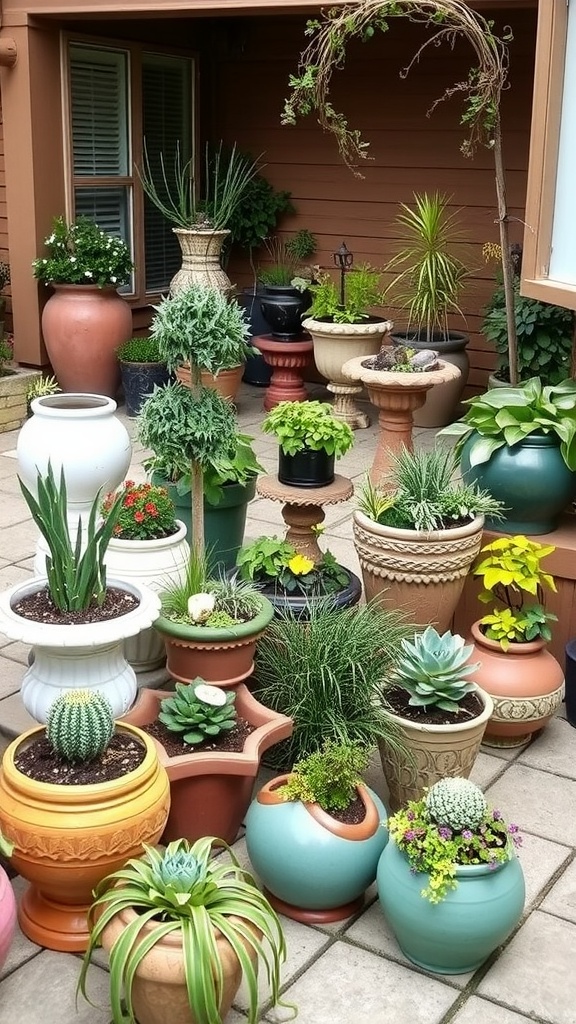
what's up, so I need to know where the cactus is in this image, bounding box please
[46,689,114,763]
[158,680,237,746]
[394,626,480,713]
[425,777,488,832]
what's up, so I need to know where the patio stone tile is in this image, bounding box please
[1,640,31,666]
[514,833,572,909]
[470,751,511,789]
[477,911,576,1024]
[481,738,530,761]
[485,764,576,846]
[0,561,33,590]
[266,940,460,1024]
[0,691,36,739]
[0,522,39,564]
[517,717,576,780]
[540,859,576,924]
[0,878,41,982]
[451,995,537,1024]
[0,949,111,1024]
[0,504,31,529]
[0,658,24,700]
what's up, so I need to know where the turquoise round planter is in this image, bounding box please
[377,839,525,974]
[245,777,388,923]
[460,431,576,535]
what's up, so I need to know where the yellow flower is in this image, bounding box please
[288,554,314,576]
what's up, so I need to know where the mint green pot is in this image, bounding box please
[377,838,525,974]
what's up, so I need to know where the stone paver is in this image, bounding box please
[540,860,576,924]
[451,996,540,1024]
[517,717,576,780]
[486,764,576,847]
[0,949,111,1024]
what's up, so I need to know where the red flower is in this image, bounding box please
[145,502,158,516]
[124,480,135,490]
[124,494,136,507]
[134,510,145,523]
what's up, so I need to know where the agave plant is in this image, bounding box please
[393,626,480,713]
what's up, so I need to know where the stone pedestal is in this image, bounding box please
[254,334,314,411]
[256,474,354,564]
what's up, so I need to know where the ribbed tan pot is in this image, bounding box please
[101,904,258,1024]
[378,684,494,811]
[352,510,484,632]
[170,228,232,296]
[468,621,565,747]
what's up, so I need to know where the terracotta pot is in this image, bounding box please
[155,596,275,688]
[468,621,565,747]
[352,510,484,632]
[122,684,293,845]
[100,904,258,1024]
[378,684,494,811]
[0,865,16,973]
[0,723,170,952]
[176,362,244,403]
[41,284,132,397]
[170,228,232,297]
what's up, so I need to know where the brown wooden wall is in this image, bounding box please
[0,102,11,331]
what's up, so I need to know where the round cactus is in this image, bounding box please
[46,689,115,763]
[425,777,488,833]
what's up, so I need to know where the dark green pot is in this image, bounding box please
[460,431,576,535]
[151,473,257,572]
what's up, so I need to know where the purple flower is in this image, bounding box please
[406,810,415,821]
[492,809,503,821]
[508,823,519,834]
[462,829,473,840]
[403,829,417,841]
[438,827,452,840]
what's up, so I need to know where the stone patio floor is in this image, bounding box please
[0,382,575,1024]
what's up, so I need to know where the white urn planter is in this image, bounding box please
[0,578,161,724]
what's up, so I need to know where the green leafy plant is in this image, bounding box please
[307,265,385,323]
[472,535,557,650]
[442,377,576,471]
[225,170,293,253]
[262,400,354,457]
[258,231,317,290]
[392,626,480,713]
[0,261,10,291]
[149,285,252,375]
[46,689,114,763]
[144,431,262,508]
[278,740,371,811]
[18,464,123,611]
[0,335,13,376]
[78,837,292,1024]
[100,480,178,541]
[237,536,349,597]
[285,228,317,262]
[389,777,522,903]
[254,600,414,769]
[116,336,165,363]
[25,375,60,403]
[356,446,504,532]
[158,680,237,746]
[32,216,133,288]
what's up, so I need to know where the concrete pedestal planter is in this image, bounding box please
[122,684,293,844]
[0,866,16,972]
[391,331,470,428]
[0,577,161,723]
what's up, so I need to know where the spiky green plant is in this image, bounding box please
[279,740,372,812]
[425,777,488,832]
[46,689,114,763]
[160,558,263,628]
[393,626,480,713]
[158,681,237,746]
[78,837,294,1024]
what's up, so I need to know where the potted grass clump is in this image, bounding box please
[116,336,171,417]
[262,399,354,487]
[79,836,294,1024]
[377,777,525,974]
[0,688,170,952]
[245,740,388,923]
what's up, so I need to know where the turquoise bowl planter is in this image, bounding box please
[460,431,576,535]
[377,838,525,974]
[245,775,388,924]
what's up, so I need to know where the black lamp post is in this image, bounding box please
[333,242,353,307]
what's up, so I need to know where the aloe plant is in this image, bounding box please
[393,626,480,713]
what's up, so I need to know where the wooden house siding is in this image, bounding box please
[0,103,10,330]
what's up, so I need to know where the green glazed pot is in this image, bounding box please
[377,838,525,974]
[460,430,576,534]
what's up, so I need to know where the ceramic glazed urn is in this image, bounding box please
[0,723,170,952]
[0,577,161,723]
[122,684,293,845]
[377,838,525,974]
[467,621,565,746]
[352,510,485,633]
[0,865,16,972]
[244,775,388,923]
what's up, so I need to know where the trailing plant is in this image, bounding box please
[100,480,178,541]
[262,400,354,457]
[278,740,372,811]
[356,446,504,532]
[389,776,522,903]
[46,689,114,763]
[307,265,385,323]
[149,285,252,374]
[79,837,293,1024]
[392,626,480,713]
[116,336,165,363]
[144,432,263,508]
[33,216,133,288]
[18,463,123,611]
[237,536,349,597]
[158,680,237,746]
[472,535,557,650]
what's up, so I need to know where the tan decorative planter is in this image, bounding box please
[170,228,232,296]
[0,367,42,432]
[352,510,484,632]
[177,362,244,403]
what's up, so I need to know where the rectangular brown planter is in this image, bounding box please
[0,367,42,433]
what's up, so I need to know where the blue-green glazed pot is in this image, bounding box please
[460,431,576,535]
[377,839,525,974]
[245,776,389,923]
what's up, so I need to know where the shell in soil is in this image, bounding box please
[386,685,484,726]
[14,732,146,784]
[12,586,139,625]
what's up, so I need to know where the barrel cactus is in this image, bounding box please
[425,777,488,832]
[46,689,114,763]
[158,679,237,746]
[393,626,480,712]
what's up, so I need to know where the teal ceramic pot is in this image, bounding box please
[377,839,525,974]
[460,431,576,534]
[245,775,389,924]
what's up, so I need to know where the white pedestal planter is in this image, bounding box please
[0,578,161,724]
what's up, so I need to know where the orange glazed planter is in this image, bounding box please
[0,724,170,953]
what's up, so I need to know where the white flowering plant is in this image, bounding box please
[33,216,133,288]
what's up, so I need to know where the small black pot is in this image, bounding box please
[260,285,312,340]
[239,287,272,387]
[264,568,362,620]
[120,360,171,417]
[278,447,335,488]
[565,639,576,728]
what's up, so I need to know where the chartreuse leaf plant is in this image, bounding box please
[278,740,372,812]
[262,400,354,457]
[78,837,295,1024]
[472,535,557,650]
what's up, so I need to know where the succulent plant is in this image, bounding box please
[46,689,114,763]
[393,626,480,713]
[425,777,488,832]
[158,680,237,746]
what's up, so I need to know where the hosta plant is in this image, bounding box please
[46,689,114,763]
[392,626,480,713]
[389,777,522,903]
[158,680,237,746]
[473,535,557,650]
[236,536,349,597]
[278,740,372,812]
